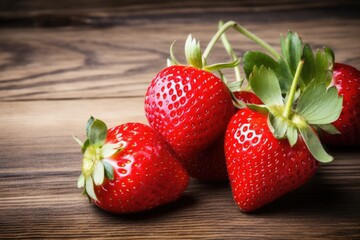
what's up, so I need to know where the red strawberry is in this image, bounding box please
[322,63,360,146]
[225,62,342,212]
[180,91,263,181]
[145,65,233,160]
[74,117,189,214]
[181,135,228,181]
[233,91,263,105]
[145,65,233,179]
[225,108,319,211]
[185,91,263,181]
[145,35,236,181]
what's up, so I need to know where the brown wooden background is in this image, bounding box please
[0,1,359,239]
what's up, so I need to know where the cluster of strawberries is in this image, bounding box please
[74,21,359,213]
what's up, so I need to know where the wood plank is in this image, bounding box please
[1,17,359,101]
[0,1,359,239]
[0,0,359,16]
[0,99,359,239]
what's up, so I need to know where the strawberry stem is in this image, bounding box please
[218,21,242,83]
[283,60,304,118]
[203,21,281,61]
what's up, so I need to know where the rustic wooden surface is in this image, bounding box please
[0,1,359,239]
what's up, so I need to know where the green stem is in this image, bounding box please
[203,21,281,61]
[233,24,281,60]
[218,21,242,83]
[283,60,304,118]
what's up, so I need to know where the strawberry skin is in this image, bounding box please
[145,65,234,180]
[92,123,189,213]
[181,134,229,181]
[233,91,263,105]
[225,108,319,212]
[181,90,263,181]
[323,63,360,146]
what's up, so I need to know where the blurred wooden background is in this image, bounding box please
[0,0,359,239]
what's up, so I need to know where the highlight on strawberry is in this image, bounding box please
[74,117,189,214]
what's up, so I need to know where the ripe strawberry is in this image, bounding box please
[225,62,342,212]
[145,65,233,160]
[74,117,189,214]
[145,35,237,181]
[225,108,319,212]
[180,91,263,181]
[233,91,263,105]
[322,63,360,146]
[238,27,359,147]
[181,135,228,181]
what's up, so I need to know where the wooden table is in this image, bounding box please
[1,1,359,239]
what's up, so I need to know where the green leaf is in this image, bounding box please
[276,58,294,93]
[284,89,301,105]
[301,44,315,87]
[226,80,241,92]
[93,161,105,186]
[247,104,269,114]
[324,47,335,68]
[204,58,240,72]
[314,50,332,85]
[185,34,203,69]
[85,176,98,201]
[103,161,114,180]
[102,143,121,158]
[296,81,343,124]
[77,174,85,188]
[243,51,278,79]
[82,139,90,153]
[169,41,181,66]
[88,119,108,146]
[242,51,293,93]
[280,31,303,75]
[301,44,334,87]
[299,125,333,163]
[250,66,283,106]
[286,125,298,147]
[317,124,341,135]
[268,113,288,139]
[86,116,95,139]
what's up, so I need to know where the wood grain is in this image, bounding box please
[0,1,359,239]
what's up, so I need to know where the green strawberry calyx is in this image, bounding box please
[242,31,335,94]
[248,60,342,163]
[167,34,240,73]
[73,117,120,201]
[168,22,256,108]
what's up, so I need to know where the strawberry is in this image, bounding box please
[225,108,319,212]
[181,135,228,181]
[233,91,263,105]
[225,60,342,212]
[74,117,189,214]
[145,35,237,181]
[241,30,359,148]
[181,91,263,181]
[322,63,360,146]
[145,65,233,160]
